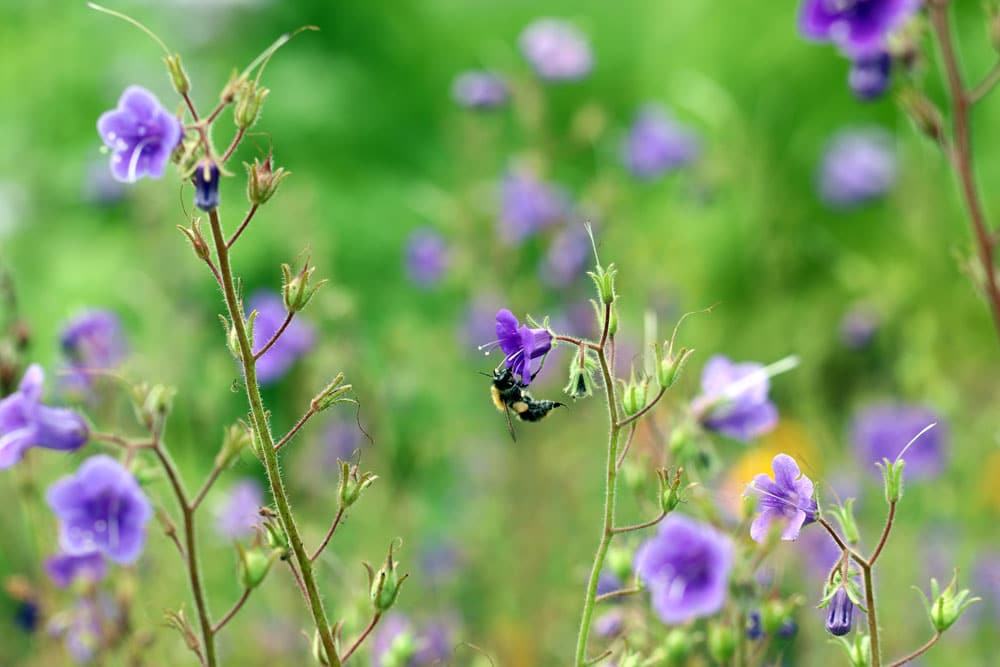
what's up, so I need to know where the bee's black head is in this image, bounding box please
[492,365,517,389]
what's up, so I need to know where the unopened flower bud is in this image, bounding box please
[216,422,252,469]
[245,155,290,206]
[338,460,377,509]
[656,344,695,391]
[132,383,176,430]
[829,498,861,545]
[663,628,691,665]
[177,218,210,262]
[762,600,792,636]
[876,457,905,504]
[220,69,244,105]
[311,373,353,412]
[619,371,647,417]
[234,80,269,129]
[657,467,686,513]
[563,349,597,400]
[607,545,633,582]
[164,608,201,654]
[164,53,190,95]
[920,573,980,633]
[364,541,409,612]
[708,624,736,663]
[833,633,871,667]
[236,543,280,590]
[825,588,855,637]
[588,262,617,306]
[899,89,944,142]
[281,261,326,314]
[260,510,289,551]
[193,160,221,212]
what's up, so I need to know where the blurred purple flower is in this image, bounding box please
[60,310,128,395]
[796,523,843,578]
[490,309,552,386]
[214,479,264,540]
[826,587,855,636]
[692,355,778,442]
[596,569,623,598]
[818,128,896,209]
[622,107,700,179]
[371,613,454,667]
[44,552,107,589]
[249,291,315,385]
[973,553,1000,619]
[47,455,152,565]
[405,228,449,287]
[82,159,127,206]
[634,514,734,625]
[849,51,892,101]
[540,224,591,288]
[519,18,593,81]
[0,364,89,469]
[461,293,503,351]
[850,403,945,479]
[451,71,509,109]
[839,305,879,349]
[799,0,921,57]
[594,609,624,638]
[746,454,818,543]
[97,86,182,183]
[499,170,567,244]
[420,542,462,582]
[321,419,365,467]
[49,595,119,664]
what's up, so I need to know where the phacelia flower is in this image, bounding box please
[746,453,818,543]
[404,228,449,287]
[0,364,89,468]
[519,18,593,81]
[622,107,700,179]
[692,355,778,442]
[849,51,892,100]
[489,309,553,386]
[97,86,182,183]
[60,310,128,396]
[193,161,221,211]
[214,479,264,540]
[540,224,592,288]
[499,170,567,244]
[826,587,855,636]
[634,514,734,625]
[799,0,922,57]
[451,71,509,109]
[248,291,315,385]
[46,455,153,565]
[818,128,897,209]
[850,403,945,479]
[44,552,107,589]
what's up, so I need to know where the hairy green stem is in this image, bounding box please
[206,209,340,666]
[863,564,881,667]
[574,326,620,666]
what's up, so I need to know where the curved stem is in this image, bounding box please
[274,406,317,452]
[152,442,216,667]
[868,501,897,566]
[254,311,295,361]
[886,632,942,667]
[611,509,667,535]
[339,612,382,663]
[226,204,258,249]
[969,60,1000,104]
[929,2,1000,343]
[311,506,345,561]
[206,208,340,666]
[616,386,666,430]
[212,588,251,634]
[594,586,640,604]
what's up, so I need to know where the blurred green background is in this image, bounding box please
[1,0,999,665]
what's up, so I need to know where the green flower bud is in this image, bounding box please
[607,545,633,583]
[619,371,648,417]
[656,345,694,391]
[381,632,416,667]
[657,467,686,514]
[761,600,790,635]
[708,624,736,663]
[663,628,691,666]
[220,69,244,105]
[563,349,598,400]
[234,80,269,129]
[281,260,326,314]
[833,633,871,667]
[131,383,176,430]
[919,573,980,633]
[260,512,289,551]
[164,53,190,95]
[216,422,252,469]
[311,373,354,412]
[364,541,409,612]
[177,218,210,262]
[236,544,281,590]
[876,458,905,504]
[829,498,861,545]
[338,460,377,509]
[588,262,617,305]
[164,608,201,654]
[245,156,291,206]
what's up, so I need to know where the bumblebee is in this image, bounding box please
[489,366,564,440]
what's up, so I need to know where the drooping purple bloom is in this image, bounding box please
[451,71,509,109]
[746,454,818,543]
[248,291,315,385]
[849,51,892,100]
[818,128,897,209]
[839,305,879,349]
[622,107,700,179]
[405,228,449,287]
[540,224,591,288]
[799,0,922,57]
[519,18,593,81]
[193,161,220,211]
[499,170,567,244]
[214,479,264,540]
[634,514,734,625]
[826,587,855,636]
[747,611,764,640]
[850,403,946,479]
[46,455,153,565]
[15,600,39,633]
[44,552,107,589]
[97,86,183,183]
[0,364,90,468]
[492,309,552,386]
[60,310,128,395]
[692,355,778,442]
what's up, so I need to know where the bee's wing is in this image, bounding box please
[503,405,517,442]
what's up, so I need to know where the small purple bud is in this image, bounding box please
[622,106,700,179]
[746,611,764,640]
[193,161,221,211]
[849,52,892,101]
[451,71,509,109]
[405,228,449,287]
[826,588,854,636]
[818,128,897,209]
[519,18,593,81]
